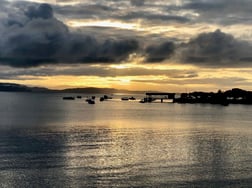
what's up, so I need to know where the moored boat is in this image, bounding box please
[63,96,75,100]
[129,96,136,100]
[121,97,129,101]
[86,98,95,104]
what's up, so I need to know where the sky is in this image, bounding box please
[1,0,252,92]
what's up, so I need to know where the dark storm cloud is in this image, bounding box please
[178,29,252,67]
[25,3,53,19]
[145,41,175,62]
[0,2,139,67]
[139,29,252,67]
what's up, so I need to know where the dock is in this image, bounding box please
[144,92,175,103]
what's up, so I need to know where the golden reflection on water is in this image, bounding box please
[0,93,251,187]
[59,122,252,187]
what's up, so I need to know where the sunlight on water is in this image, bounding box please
[0,92,251,187]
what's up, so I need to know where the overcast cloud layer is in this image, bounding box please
[0,0,252,68]
[54,0,252,25]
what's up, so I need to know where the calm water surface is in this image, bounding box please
[0,92,251,187]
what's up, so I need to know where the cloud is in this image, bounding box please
[55,0,77,2]
[178,29,252,67]
[0,2,139,67]
[184,1,225,12]
[132,77,249,87]
[26,0,252,26]
[183,0,252,25]
[1,1,252,69]
[130,0,145,7]
[54,4,115,19]
[0,64,199,79]
[53,1,190,24]
[116,11,190,23]
[25,3,53,19]
[145,41,175,62]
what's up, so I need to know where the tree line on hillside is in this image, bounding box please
[173,88,252,105]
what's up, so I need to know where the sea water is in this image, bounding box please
[0,92,251,187]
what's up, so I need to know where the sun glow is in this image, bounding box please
[110,64,128,69]
[119,78,131,84]
[67,20,137,30]
[109,63,139,69]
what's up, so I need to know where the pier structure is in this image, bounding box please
[144,92,175,103]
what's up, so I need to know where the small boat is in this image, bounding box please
[129,96,136,100]
[88,100,95,104]
[86,99,95,104]
[104,95,112,99]
[63,96,75,100]
[139,99,145,103]
[100,95,112,102]
[121,97,129,101]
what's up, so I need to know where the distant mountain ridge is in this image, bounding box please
[0,83,32,92]
[60,87,142,94]
[0,83,142,94]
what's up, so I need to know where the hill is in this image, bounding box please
[0,83,142,94]
[0,83,32,92]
